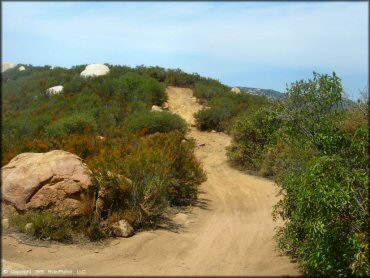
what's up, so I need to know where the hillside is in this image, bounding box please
[2,86,300,276]
[2,64,368,276]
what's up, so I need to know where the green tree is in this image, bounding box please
[280,72,344,154]
[273,72,369,276]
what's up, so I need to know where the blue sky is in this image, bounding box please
[2,1,368,99]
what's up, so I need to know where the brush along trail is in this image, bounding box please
[2,87,300,276]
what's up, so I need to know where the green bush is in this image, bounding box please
[9,211,75,242]
[271,73,369,276]
[194,90,269,132]
[113,72,166,106]
[273,155,369,276]
[45,112,97,138]
[227,106,282,171]
[193,79,229,103]
[126,111,187,135]
[194,108,225,131]
[8,208,107,242]
[257,132,316,178]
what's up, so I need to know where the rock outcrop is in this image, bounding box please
[2,150,93,216]
[18,66,26,71]
[231,87,241,94]
[46,85,63,95]
[2,62,17,72]
[80,64,110,78]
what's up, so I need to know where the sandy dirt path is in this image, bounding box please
[2,86,300,276]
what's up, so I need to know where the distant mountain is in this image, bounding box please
[238,86,284,99]
[238,86,357,108]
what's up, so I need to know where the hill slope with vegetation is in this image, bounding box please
[2,65,368,276]
[2,64,212,240]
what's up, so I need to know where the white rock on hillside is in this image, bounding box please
[151,105,162,112]
[231,87,241,94]
[19,66,26,71]
[46,85,63,95]
[80,64,110,78]
[2,62,17,72]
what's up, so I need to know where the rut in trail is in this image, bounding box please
[2,87,300,276]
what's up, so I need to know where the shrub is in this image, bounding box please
[273,155,369,276]
[45,112,97,138]
[194,91,269,132]
[165,69,201,87]
[271,72,369,276]
[257,132,316,178]
[113,72,166,106]
[141,132,207,205]
[280,72,344,154]
[126,111,187,135]
[88,146,134,221]
[227,107,282,171]
[193,79,229,103]
[8,208,106,242]
[87,131,206,229]
[194,108,225,131]
[9,211,75,242]
[123,144,171,225]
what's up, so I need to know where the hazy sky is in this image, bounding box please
[2,1,368,99]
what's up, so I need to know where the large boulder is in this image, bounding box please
[80,64,109,78]
[18,66,26,71]
[2,62,17,72]
[2,150,93,216]
[46,85,63,95]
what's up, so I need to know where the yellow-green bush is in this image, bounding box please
[9,211,76,242]
[87,131,206,230]
[140,132,207,205]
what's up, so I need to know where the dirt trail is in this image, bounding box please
[2,87,300,276]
